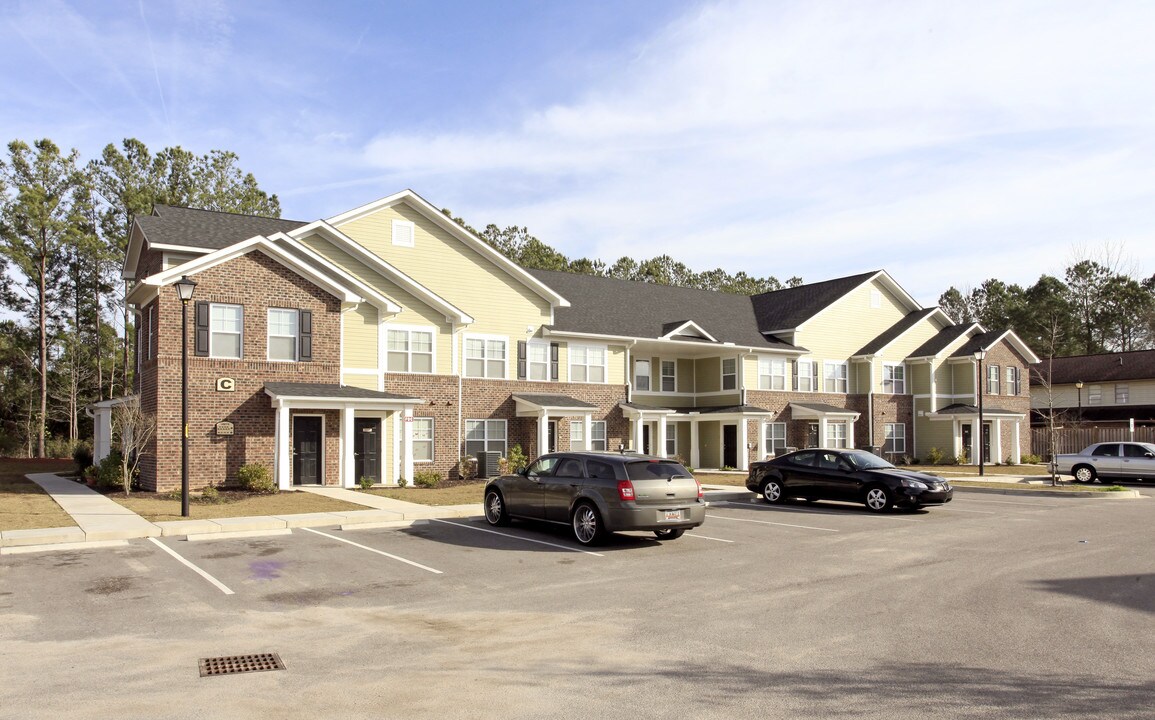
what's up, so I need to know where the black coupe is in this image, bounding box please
[745,449,953,512]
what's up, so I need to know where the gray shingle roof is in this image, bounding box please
[511,393,598,409]
[855,309,939,356]
[934,403,1023,416]
[907,324,974,358]
[138,205,307,251]
[750,270,879,331]
[527,269,798,349]
[264,383,418,401]
[950,330,1004,359]
[1031,350,1155,385]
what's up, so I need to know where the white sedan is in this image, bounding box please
[1053,442,1155,483]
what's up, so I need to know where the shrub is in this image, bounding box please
[1023,453,1042,464]
[901,455,913,466]
[200,486,221,504]
[359,475,374,490]
[45,436,76,459]
[506,444,528,474]
[413,470,442,488]
[396,477,408,488]
[96,451,126,491]
[926,447,944,465]
[953,452,968,466]
[72,441,94,474]
[459,456,477,481]
[1003,456,1016,466]
[236,463,277,494]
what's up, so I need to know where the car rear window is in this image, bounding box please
[625,461,691,480]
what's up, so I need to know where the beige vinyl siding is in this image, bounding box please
[870,319,945,391]
[677,359,695,393]
[793,279,909,362]
[652,395,695,409]
[342,373,379,390]
[952,363,976,396]
[916,421,955,459]
[911,363,932,395]
[1033,379,1155,409]
[676,423,691,462]
[344,303,378,369]
[696,357,721,393]
[853,362,870,393]
[338,204,553,345]
[298,232,456,374]
[696,393,742,408]
[699,421,721,468]
[163,252,198,271]
[607,346,626,385]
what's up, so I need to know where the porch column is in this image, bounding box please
[657,414,668,458]
[537,409,549,456]
[846,418,855,450]
[690,420,700,468]
[738,418,749,471]
[392,412,401,485]
[971,421,980,466]
[1012,420,1022,464]
[992,419,1003,465]
[93,407,111,463]
[819,418,829,449]
[275,404,291,490]
[582,413,592,451]
[633,417,644,453]
[341,406,355,488]
[402,406,414,484]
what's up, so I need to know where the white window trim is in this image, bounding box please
[823,360,848,394]
[385,323,438,375]
[412,417,434,463]
[391,218,416,247]
[826,421,848,449]
[665,423,677,456]
[1116,384,1129,404]
[987,365,1001,395]
[660,359,677,392]
[525,339,551,382]
[882,362,906,395]
[884,423,906,454]
[465,418,508,455]
[146,305,155,362]
[758,357,787,391]
[796,358,818,393]
[210,302,244,360]
[634,359,652,392]
[591,420,607,452]
[763,421,787,454]
[721,357,737,391]
[463,333,509,380]
[267,307,300,363]
[568,343,608,384]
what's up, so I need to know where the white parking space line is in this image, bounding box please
[714,499,923,522]
[431,519,605,556]
[684,533,735,543]
[302,528,443,574]
[148,537,234,595]
[706,514,838,532]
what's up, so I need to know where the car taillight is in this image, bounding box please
[696,479,703,499]
[618,480,636,501]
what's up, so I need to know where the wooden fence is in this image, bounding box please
[1030,426,1155,459]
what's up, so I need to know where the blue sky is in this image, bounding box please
[3,0,1154,306]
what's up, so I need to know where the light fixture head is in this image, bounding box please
[1075,381,1084,389]
[174,275,197,302]
[973,349,987,361]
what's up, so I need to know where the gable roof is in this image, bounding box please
[528,269,799,350]
[1031,349,1155,385]
[137,205,307,251]
[951,328,1041,364]
[749,270,922,334]
[854,308,946,357]
[907,323,976,359]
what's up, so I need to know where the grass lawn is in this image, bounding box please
[0,458,77,531]
[110,489,371,522]
[906,464,1051,476]
[364,482,486,506]
[696,472,748,486]
[949,479,1128,492]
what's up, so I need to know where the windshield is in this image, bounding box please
[845,451,894,471]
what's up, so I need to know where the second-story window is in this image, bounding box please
[526,340,550,381]
[795,359,818,392]
[882,363,905,394]
[465,337,506,379]
[758,357,786,390]
[1006,366,1020,395]
[1116,384,1129,403]
[987,365,1000,395]
[661,360,676,391]
[268,309,299,361]
[569,344,606,383]
[210,304,243,359]
[388,328,434,373]
[824,361,848,393]
[722,358,737,390]
[1088,384,1102,405]
[635,359,651,391]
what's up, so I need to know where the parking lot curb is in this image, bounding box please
[0,526,87,548]
[952,485,1143,499]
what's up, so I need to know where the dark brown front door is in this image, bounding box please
[293,416,322,485]
[723,424,738,468]
[355,418,381,484]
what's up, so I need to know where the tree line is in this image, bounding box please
[0,138,279,457]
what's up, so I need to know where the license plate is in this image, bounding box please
[661,510,683,522]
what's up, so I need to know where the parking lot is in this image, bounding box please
[3,489,1154,719]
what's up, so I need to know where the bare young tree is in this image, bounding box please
[111,396,155,495]
[1031,314,1074,486]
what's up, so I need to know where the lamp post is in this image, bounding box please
[174,275,197,518]
[974,349,987,477]
[1075,380,1084,426]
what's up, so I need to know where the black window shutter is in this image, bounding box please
[517,340,527,380]
[194,301,210,357]
[299,310,313,362]
[550,342,559,380]
[792,360,799,391]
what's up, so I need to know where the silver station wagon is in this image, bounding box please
[483,452,706,546]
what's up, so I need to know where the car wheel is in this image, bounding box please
[483,489,510,526]
[761,478,784,504]
[864,485,894,513]
[572,502,607,546]
[1073,465,1096,484]
[653,528,685,540]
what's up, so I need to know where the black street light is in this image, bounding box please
[1075,380,1084,426]
[974,349,987,477]
[174,275,197,518]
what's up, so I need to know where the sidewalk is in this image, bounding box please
[0,474,483,554]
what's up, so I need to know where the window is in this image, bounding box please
[635,359,651,391]
[591,421,606,451]
[883,423,906,454]
[763,422,787,454]
[210,304,243,359]
[391,219,415,247]
[146,305,155,362]
[722,358,737,390]
[795,360,818,392]
[412,418,434,462]
[882,363,905,394]
[268,308,299,361]
[824,361,848,393]
[387,328,434,373]
[1088,384,1102,405]
[566,421,605,452]
[1006,366,1020,396]
[569,344,606,383]
[465,337,506,378]
[665,424,677,457]
[986,365,1000,395]
[758,358,786,390]
[826,422,848,449]
[1116,384,1129,404]
[526,340,550,381]
[661,360,676,392]
[465,419,506,457]
[1091,443,1118,457]
[570,420,584,449]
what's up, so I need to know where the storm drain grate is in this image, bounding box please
[199,653,285,677]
